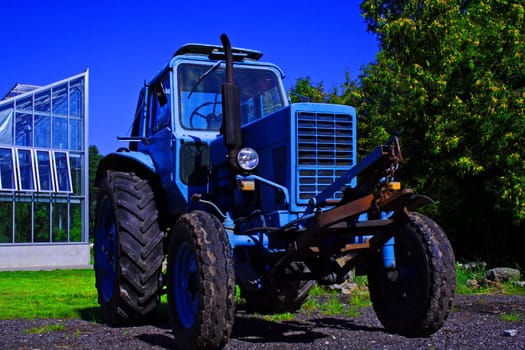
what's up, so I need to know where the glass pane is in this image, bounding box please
[70,202,82,242]
[52,84,68,117]
[34,89,51,148]
[52,200,68,242]
[34,199,50,242]
[69,153,83,195]
[0,201,12,243]
[0,148,16,190]
[15,200,32,243]
[152,75,171,133]
[36,150,53,191]
[0,106,14,145]
[15,97,33,147]
[15,97,33,113]
[15,113,33,146]
[53,116,68,149]
[34,91,51,114]
[178,63,284,130]
[54,151,71,192]
[17,149,35,191]
[34,115,51,148]
[70,118,82,150]
[70,78,84,117]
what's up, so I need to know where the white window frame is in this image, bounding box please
[35,149,55,192]
[52,151,73,193]
[0,147,18,191]
[15,148,37,192]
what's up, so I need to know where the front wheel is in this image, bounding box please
[167,211,235,350]
[367,212,456,337]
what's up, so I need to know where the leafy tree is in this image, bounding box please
[89,145,103,234]
[289,77,328,103]
[358,0,524,264]
[0,202,12,243]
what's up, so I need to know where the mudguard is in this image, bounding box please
[406,194,435,211]
[95,150,156,185]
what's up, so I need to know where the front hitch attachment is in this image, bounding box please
[266,137,411,281]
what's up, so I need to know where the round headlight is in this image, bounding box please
[236,147,259,171]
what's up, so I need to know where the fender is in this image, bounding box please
[406,194,435,211]
[95,150,157,186]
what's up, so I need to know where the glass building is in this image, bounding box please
[0,71,89,269]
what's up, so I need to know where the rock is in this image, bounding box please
[341,282,358,295]
[503,329,518,337]
[466,279,480,289]
[486,267,521,282]
[329,281,358,295]
[480,278,503,290]
[512,281,525,288]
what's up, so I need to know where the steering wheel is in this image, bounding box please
[189,101,222,129]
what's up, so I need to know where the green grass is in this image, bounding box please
[500,312,521,322]
[455,263,525,296]
[24,323,67,334]
[263,312,296,322]
[0,265,523,322]
[302,277,371,318]
[0,269,99,320]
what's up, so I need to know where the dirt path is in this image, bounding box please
[1,294,524,349]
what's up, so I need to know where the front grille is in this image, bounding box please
[296,111,354,202]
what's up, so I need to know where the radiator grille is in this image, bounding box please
[296,111,354,202]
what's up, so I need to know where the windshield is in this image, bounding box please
[178,63,285,130]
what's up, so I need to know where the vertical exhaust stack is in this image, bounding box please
[220,34,243,169]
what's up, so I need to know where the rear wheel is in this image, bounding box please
[94,171,164,325]
[167,211,235,350]
[367,211,456,337]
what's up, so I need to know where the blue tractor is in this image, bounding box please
[93,35,456,349]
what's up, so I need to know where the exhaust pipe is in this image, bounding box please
[220,34,243,168]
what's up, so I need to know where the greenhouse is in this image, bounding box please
[0,71,89,269]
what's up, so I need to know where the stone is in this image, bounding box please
[503,329,518,337]
[486,267,521,282]
[466,279,480,289]
[512,281,525,288]
[329,281,358,295]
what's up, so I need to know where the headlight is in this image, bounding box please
[236,147,259,171]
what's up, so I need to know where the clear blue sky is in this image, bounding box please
[0,0,378,155]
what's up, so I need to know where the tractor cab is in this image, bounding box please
[128,44,288,145]
[116,43,291,215]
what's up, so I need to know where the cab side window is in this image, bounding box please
[150,75,172,135]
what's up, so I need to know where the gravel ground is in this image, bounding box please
[1,294,524,350]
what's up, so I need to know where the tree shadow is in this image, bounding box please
[78,305,385,349]
[78,306,102,322]
[77,302,171,323]
[229,313,384,344]
[307,316,384,333]
[136,333,177,349]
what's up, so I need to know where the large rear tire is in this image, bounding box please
[367,211,456,337]
[167,210,235,350]
[94,171,164,325]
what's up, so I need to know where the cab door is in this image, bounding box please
[138,72,177,194]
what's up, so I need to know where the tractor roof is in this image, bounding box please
[173,44,263,61]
